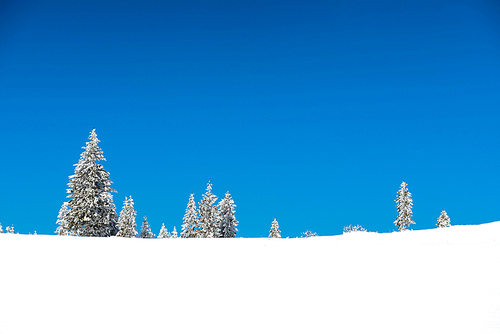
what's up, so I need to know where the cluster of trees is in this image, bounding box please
[0,223,15,234]
[179,182,238,238]
[54,129,282,239]
[393,181,451,231]
[2,130,453,237]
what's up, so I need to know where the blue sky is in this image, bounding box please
[1,0,499,237]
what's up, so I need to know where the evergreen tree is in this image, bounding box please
[217,192,238,238]
[437,210,451,228]
[116,197,138,238]
[139,215,155,238]
[198,181,218,238]
[6,225,14,234]
[158,223,170,239]
[394,181,415,231]
[0,222,3,234]
[171,226,178,238]
[269,218,281,238]
[66,129,118,237]
[181,193,199,238]
[55,202,71,236]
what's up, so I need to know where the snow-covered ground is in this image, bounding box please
[1,222,499,334]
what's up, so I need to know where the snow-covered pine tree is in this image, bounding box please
[116,197,138,238]
[437,210,451,228]
[55,202,71,236]
[394,181,415,231]
[181,193,199,238]
[217,192,238,238]
[6,225,14,234]
[269,218,281,238]
[198,181,218,238]
[171,226,178,238]
[0,222,3,233]
[139,215,155,238]
[157,223,170,239]
[66,129,118,237]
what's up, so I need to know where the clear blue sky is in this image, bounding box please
[1,0,499,237]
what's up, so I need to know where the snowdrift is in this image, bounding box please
[1,222,499,334]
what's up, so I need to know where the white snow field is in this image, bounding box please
[1,222,499,334]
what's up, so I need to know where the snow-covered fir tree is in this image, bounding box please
[269,218,281,238]
[139,215,155,238]
[55,202,71,236]
[157,223,170,239]
[6,225,14,234]
[116,197,138,238]
[171,226,178,238]
[0,222,3,233]
[217,192,238,238]
[66,129,118,237]
[181,193,199,238]
[394,181,415,231]
[437,210,451,228]
[198,181,218,238]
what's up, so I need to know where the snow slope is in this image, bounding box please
[1,222,499,334]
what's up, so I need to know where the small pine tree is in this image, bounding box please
[269,218,281,238]
[394,181,415,231]
[66,129,118,237]
[55,202,71,236]
[139,215,155,239]
[181,193,199,238]
[198,181,218,238]
[116,197,138,238]
[437,210,451,228]
[158,223,170,239]
[217,192,238,238]
[0,222,3,234]
[170,226,178,238]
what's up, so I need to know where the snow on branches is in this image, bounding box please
[198,181,218,238]
[139,215,155,239]
[437,210,451,228]
[269,218,281,238]
[181,193,199,238]
[66,129,118,237]
[217,192,238,238]
[394,181,415,231]
[116,197,138,238]
[55,202,72,236]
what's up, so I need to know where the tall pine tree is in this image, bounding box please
[394,181,415,231]
[269,218,281,238]
[66,129,118,237]
[55,202,71,236]
[217,192,238,238]
[181,193,199,238]
[198,181,218,238]
[437,210,451,228]
[116,197,138,238]
[139,215,155,238]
